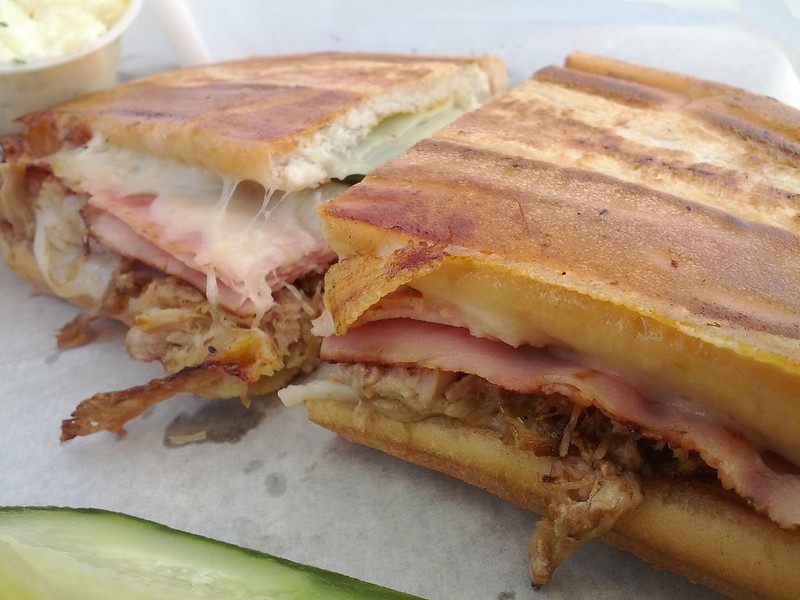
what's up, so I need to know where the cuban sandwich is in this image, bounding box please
[280,52,800,600]
[0,52,507,440]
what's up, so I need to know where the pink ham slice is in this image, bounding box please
[85,191,335,317]
[86,209,258,315]
[322,318,800,529]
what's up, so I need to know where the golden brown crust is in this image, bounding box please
[563,51,742,100]
[564,51,800,151]
[318,53,800,468]
[306,398,800,600]
[324,138,799,340]
[17,53,507,189]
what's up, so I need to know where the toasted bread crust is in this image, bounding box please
[564,51,800,148]
[16,53,507,189]
[306,398,800,600]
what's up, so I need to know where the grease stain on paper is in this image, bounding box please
[243,458,265,474]
[163,395,275,447]
[264,472,288,497]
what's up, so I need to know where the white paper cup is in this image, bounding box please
[0,0,143,134]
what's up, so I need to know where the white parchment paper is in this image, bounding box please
[2,1,798,598]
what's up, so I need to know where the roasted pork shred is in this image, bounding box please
[323,363,733,583]
[60,270,323,440]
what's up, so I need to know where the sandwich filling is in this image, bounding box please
[281,293,800,581]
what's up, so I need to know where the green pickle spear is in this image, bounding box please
[0,506,424,599]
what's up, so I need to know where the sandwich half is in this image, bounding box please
[0,52,507,440]
[279,52,800,600]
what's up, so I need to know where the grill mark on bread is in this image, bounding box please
[442,79,800,234]
[688,91,800,144]
[385,242,446,278]
[555,54,800,167]
[689,102,800,160]
[27,83,358,157]
[564,51,744,101]
[534,65,680,108]
[328,138,800,340]
[12,52,507,188]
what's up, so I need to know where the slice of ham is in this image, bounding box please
[86,209,257,316]
[85,200,335,318]
[322,318,800,529]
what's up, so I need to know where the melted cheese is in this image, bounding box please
[282,101,466,186]
[330,102,465,179]
[51,138,346,317]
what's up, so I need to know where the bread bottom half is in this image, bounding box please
[305,397,800,600]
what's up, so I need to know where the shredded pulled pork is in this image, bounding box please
[325,363,737,583]
[60,268,323,440]
[321,319,800,529]
[528,459,642,586]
